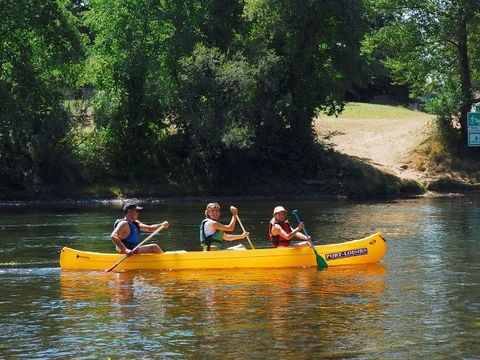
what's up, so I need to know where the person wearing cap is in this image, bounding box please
[110,202,169,255]
[200,203,249,251]
[268,206,310,248]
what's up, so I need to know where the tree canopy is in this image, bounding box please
[362,0,480,148]
[0,0,84,193]
[1,0,479,198]
[75,0,370,190]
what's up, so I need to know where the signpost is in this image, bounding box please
[467,105,480,147]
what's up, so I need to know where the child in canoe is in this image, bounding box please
[200,203,249,251]
[268,206,310,248]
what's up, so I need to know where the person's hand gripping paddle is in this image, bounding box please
[104,224,165,273]
[230,206,255,249]
[292,210,328,270]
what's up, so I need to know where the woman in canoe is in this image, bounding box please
[200,203,249,251]
[111,202,169,255]
[269,206,310,248]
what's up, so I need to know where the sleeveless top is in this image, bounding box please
[114,218,140,250]
[200,219,224,251]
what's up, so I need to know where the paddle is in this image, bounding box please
[292,210,328,270]
[230,206,255,249]
[104,224,165,273]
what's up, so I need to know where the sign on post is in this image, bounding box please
[467,107,480,147]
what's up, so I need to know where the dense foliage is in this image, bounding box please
[1,0,479,198]
[362,0,480,150]
[0,0,84,194]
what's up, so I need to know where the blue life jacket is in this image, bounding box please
[200,219,224,251]
[114,218,140,250]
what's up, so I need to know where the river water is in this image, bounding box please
[0,197,479,359]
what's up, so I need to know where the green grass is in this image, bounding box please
[326,102,433,119]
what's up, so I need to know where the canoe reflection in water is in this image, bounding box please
[60,271,136,304]
[59,264,386,340]
[59,263,386,302]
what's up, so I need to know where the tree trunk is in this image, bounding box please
[457,13,471,148]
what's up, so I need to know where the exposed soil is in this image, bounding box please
[314,115,435,183]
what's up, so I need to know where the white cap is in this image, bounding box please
[273,206,286,214]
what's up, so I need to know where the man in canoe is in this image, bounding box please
[269,206,310,248]
[110,202,169,255]
[200,203,249,251]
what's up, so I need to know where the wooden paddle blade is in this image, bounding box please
[104,255,128,273]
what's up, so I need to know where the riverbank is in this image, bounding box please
[0,172,424,205]
[3,102,480,204]
[1,186,470,208]
[315,102,480,194]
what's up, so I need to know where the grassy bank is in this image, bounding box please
[329,102,433,120]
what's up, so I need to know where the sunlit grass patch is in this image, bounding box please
[319,102,433,119]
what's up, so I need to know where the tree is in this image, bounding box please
[170,0,370,188]
[83,0,244,181]
[362,0,480,150]
[246,0,369,127]
[83,0,370,189]
[241,0,370,175]
[0,0,84,193]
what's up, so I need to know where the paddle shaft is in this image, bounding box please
[292,210,328,269]
[104,224,165,273]
[235,214,255,249]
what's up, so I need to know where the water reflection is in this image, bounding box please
[59,264,386,304]
[58,265,386,357]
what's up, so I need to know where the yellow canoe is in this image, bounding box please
[60,233,387,271]
[59,232,386,271]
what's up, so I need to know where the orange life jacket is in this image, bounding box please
[269,220,292,247]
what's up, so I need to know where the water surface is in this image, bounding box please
[1,197,479,358]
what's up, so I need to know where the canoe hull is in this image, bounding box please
[59,232,386,271]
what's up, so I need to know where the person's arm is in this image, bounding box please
[110,220,130,254]
[272,222,306,241]
[211,207,237,232]
[293,222,311,241]
[139,221,169,232]
[223,231,249,241]
[294,230,310,241]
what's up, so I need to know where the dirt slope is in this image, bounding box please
[314,114,434,182]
